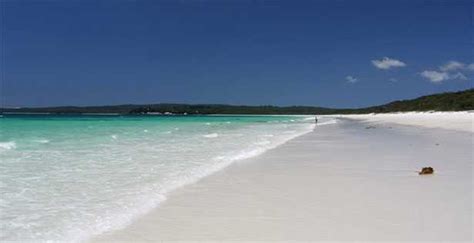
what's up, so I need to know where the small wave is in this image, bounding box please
[214,148,265,162]
[0,141,16,150]
[143,130,149,133]
[203,133,219,138]
[317,119,338,126]
[36,139,50,144]
[111,135,118,139]
[254,140,271,146]
[205,122,211,126]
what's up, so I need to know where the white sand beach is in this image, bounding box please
[337,111,473,133]
[94,112,473,242]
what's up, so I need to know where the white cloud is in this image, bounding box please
[439,61,465,71]
[420,70,449,83]
[467,63,474,71]
[371,57,406,70]
[345,75,358,83]
[420,70,467,83]
[420,60,473,83]
[439,60,474,72]
[451,72,467,80]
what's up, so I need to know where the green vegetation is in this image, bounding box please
[1,89,472,115]
[127,104,338,115]
[348,88,474,113]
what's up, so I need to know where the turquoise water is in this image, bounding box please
[0,115,315,241]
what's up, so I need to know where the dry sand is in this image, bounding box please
[334,111,473,132]
[94,113,473,242]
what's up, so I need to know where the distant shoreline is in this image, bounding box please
[1,89,473,115]
[2,111,472,117]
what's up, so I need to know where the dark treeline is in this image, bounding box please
[1,89,473,115]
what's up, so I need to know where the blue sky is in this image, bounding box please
[1,0,473,108]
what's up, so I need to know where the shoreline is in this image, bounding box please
[93,113,472,241]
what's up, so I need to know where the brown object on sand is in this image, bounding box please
[419,167,434,175]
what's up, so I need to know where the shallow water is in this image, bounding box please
[0,114,315,241]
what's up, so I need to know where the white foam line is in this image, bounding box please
[203,133,219,138]
[0,141,16,150]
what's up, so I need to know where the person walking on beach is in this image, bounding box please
[315,116,318,124]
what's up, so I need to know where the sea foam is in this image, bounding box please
[0,115,315,242]
[203,133,219,138]
[0,141,16,150]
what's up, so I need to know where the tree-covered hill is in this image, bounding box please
[1,89,472,115]
[350,88,473,113]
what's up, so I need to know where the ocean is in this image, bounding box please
[0,114,315,241]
